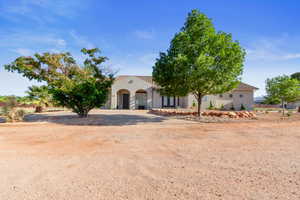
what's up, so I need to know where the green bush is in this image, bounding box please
[1,96,26,122]
[287,111,292,117]
[220,104,225,110]
[230,104,235,111]
[240,104,246,110]
[208,101,215,110]
[192,100,196,108]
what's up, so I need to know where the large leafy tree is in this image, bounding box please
[153,9,245,116]
[5,48,114,117]
[291,72,300,81]
[265,75,300,115]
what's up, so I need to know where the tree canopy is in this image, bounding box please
[265,75,300,115]
[5,48,114,117]
[291,72,300,81]
[153,9,245,115]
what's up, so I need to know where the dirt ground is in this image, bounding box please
[0,110,299,200]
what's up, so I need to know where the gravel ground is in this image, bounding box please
[0,110,299,200]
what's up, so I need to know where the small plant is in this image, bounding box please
[192,100,196,108]
[208,101,214,110]
[286,111,292,117]
[220,104,225,110]
[230,104,235,111]
[240,104,246,110]
[1,96,26,122]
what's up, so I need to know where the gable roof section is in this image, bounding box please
[234,82,258,91]
[116,75,153,84]
[115,75,258,91]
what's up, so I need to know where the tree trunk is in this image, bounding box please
[35,106,43,113]
[78,113,88,118]
[78,109,89,118]
[197,93,202,117]
[281,100,285,117]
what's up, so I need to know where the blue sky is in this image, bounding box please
[0,0,299,97]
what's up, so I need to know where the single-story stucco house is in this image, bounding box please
[103,75,258,110]
[287,100,300,109]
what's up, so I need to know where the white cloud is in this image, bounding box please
[133,30,155,40]
[246,37,300,61]
[70,30,94,49]
[106,53,157,75]
[0,32,66,49]
[138,53,157,66]
[12,48,34,56]
[0,0,90,24]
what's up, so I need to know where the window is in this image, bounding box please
[239,94,243,98]
[169,96,174,106]
[162,96,175,107]
[219,94,223,98]
[163,96,168,106]
[229,94,233,98]
[203,96,208,101]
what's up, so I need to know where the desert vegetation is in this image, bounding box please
[5,48,114,118]
[0,96,26,122]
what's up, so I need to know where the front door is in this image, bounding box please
[122,94,129,109]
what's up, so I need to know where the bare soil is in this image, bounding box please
[0,110,299,200]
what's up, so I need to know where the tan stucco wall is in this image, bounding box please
[107,76,255,110]
[152,89,162,108]
[111,76,153,109]
[287,101,300,109]
[187,90,255,110]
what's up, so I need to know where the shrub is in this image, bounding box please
[220,104,225,110]
[208,101,215,110]
[240,104,246,110]
[287,111,292,117]
[1,96,26,122]
[26,85,54,113]
[230,104,235,111]
[192,100,196,108]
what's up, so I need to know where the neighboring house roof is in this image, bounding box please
[115,75,258,91]
[234,82,259,91]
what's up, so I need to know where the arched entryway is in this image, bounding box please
[117,89,130,109]
[135,89,147,109]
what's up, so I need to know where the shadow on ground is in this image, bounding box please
[0,117,5,123]
[24,113,167,126]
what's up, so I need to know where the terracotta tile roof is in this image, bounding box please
[116,75,258,91]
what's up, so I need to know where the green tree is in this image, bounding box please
[153,9,245,116]
[262,95,281,105]
[291,72,300,81]
[265,75,300,116]
[5,48,114,117]
[26,85,53,112]
[0,96,8,103]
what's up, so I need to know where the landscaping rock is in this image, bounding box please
[150,109,257,120]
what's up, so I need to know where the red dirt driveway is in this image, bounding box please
[0,110,299,200]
